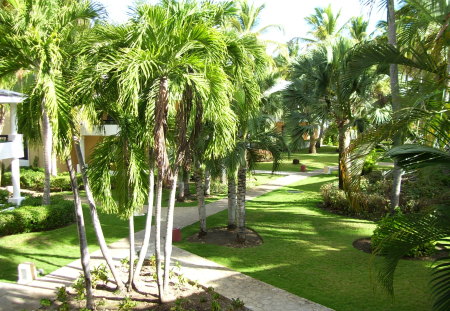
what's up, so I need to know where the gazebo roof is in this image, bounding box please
[0,89,25,104]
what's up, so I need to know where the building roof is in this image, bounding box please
[0,90,25,104]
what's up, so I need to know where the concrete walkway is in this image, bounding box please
[0,170,332,311]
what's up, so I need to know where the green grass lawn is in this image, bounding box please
[0,174,281,283]
[254,146,339,172]
[0,207,147,283]
[176,175,432,311]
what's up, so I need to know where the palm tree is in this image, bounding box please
[0,0,102,205]
[84,0,237,300]
[342,0,449,208]
[66,155,94,309]
[89,113,148,292]
[303,4,343,43]
[371,110,450,311]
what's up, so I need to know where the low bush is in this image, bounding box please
[361,149,380,175]
[0,189,10,203]
[321,165,450,219]
[2,168,82,192]
[320,181,388,218]
[371,213,436,258]
[0,198,75,236]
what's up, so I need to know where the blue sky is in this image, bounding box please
[95,0,387,43]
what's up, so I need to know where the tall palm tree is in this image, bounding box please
[304,4,343,43]
[0,0,102,204]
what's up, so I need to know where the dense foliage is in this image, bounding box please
[2,167,82,192]
[0,197,75,236]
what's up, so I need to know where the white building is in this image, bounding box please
[0,90,25,205]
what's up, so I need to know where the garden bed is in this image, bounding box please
[38,260,248,311]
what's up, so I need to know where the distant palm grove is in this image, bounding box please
[0,0,448,310]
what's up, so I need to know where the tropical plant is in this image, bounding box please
[0,0,102,204]
[373,114,450,310]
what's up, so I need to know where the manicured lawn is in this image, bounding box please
[0,174,281,283]
[254,146,339,172]
[0,207,147,283]
[176,175,432,311]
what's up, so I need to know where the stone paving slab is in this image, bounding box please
[0,169,332,311]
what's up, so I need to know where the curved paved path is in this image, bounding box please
[0,169,334,311]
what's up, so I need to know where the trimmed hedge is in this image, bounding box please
[1,167,82,192]
[0,198,75,236]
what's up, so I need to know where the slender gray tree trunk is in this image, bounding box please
[134,165,155,283]
[73,136,124,290]
[183,169,191,198]
[41,102,52,205]
[338,122,350,190]
[308,130,317,154]
[154,174,164,301]
[387,0,403,213]
[204,169,211,196]
[163,171,178,290]
[227,174,237,230]
[176,171,185,202]
[51,152,58,176]
[236,164,247,243]
[127,214,135,292]
[316,119,325,149]
[154,76,169,302]
[195,166,207,236]
[220,167,226,184]
[66,157,93,309]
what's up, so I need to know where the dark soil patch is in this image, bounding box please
[187,226,263,248]
[353,237,449,261]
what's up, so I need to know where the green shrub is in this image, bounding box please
[320,181,388,219]
[0,189,10,203]
[320,182,349,212]
[372,213,436,258]
[362,149,380,175]
[0,199,75,236]
[2,168,82,191]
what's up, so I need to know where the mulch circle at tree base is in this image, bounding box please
[186,227,263,248]
[352,237,449,261]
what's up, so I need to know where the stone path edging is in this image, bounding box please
[0,169,333,311]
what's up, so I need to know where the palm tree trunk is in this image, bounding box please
[133,163,155,284]
[154,174,164,300]
[154,76,169,301]
[51,152,58,176]
[204,169,211,196]
[176,171,185,202]
[73,135,124,290]
[183,169,191,198]
[338,121,350,190]
[316,119,325,149]
[41,102,52,205]
[66,157,93,309]
[163,170,178,290]
[387,0,403,213]
[308,130,317,154]
[127,214,135,292]
[195,165,207,236]
[227,174,237,230]
[236,163,247,243]
[220,167,226,184]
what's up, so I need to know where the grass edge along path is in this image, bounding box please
[176,174,432,311]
